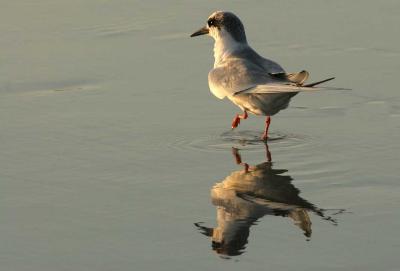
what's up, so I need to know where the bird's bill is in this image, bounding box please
[190,26,209,37]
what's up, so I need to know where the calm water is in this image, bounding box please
[1,1,399,270]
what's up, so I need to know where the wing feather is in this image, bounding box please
[234,84,348,95]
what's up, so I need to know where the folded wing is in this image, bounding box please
[208,60,339,99]
[233,77,342,95]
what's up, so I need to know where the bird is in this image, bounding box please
[190,11,335,140]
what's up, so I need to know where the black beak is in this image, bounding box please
[190,26,209,37]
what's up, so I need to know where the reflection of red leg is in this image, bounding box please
[261,116,271,140]
[232,147,242,164]
[231,147,250,173]
[231,111,248,129]
[265,143,272,162]
[243,163,249,173]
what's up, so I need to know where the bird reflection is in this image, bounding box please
[195,143,342,257]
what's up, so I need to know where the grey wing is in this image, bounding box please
[234,76,340,95]
[234,47,285,74]
[208,58,274,99]
[259,57,285,74]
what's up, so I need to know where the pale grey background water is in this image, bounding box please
[0,1,399,270]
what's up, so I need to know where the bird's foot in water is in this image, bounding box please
[261,133,268,141]
[261,116,271,141]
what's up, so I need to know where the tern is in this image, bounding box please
[191,11,335,140]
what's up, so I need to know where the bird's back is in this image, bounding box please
[209,46,298,116]
[209,46,286,97]
[232,46,285,74]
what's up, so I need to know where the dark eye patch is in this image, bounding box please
[207,18,216,27]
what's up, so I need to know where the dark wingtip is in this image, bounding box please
[304,77,335,87]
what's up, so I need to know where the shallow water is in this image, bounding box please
[0,1,399,270]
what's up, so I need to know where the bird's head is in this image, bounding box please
[190,11,247,44]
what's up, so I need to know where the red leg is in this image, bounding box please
[231,110,248,129]
[261,116,271,141]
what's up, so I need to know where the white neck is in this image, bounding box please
[213,34,246,67]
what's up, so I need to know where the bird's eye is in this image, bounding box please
[207,19,215,27]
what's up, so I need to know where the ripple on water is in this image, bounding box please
[169,130,351,182]
[169,130,311,153]
[18,83,100,96]
[76,17,170,38]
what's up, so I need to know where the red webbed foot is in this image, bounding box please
[231,111,248,129]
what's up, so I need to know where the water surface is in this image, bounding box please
[0,1,399,270]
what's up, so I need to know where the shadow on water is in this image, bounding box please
[195,143,345,258]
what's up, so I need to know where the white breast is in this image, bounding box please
[208,76,227,99]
